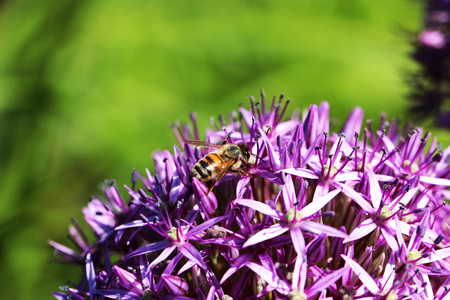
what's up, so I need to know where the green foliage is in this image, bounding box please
[0,1,440,299]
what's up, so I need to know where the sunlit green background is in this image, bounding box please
[1,1,446,299]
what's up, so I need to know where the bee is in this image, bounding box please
[184,139,256,192]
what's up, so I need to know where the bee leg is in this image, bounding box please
[229,168,251,177]
[208,171,228,193]
[206,181,216,193]
[239,170,251,177]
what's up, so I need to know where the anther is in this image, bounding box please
[323,211,335,218]
[393,178,399,186]
[288,141,295,153]
[431,268,443,274]
[416,225,427,238]
[435,234,444,245]
[131,169,138,184]
[432,152,443,162]
[413,208,424,214]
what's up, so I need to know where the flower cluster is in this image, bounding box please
[408,0,450,127]
[50,92,450,299]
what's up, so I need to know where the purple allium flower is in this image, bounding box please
[408,0,450,127]
[50,92,450,299]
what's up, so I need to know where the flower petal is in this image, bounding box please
[279,168,319,179]
[246,261,289,294]
[380,227,399,252]
[300,221,349,239]
[301,188,340,218]
[305,267,349,297]
[334,171,361,182]
[341,255,379,294]
[220,252,254,284]
[96,289,140,300]
[86,253,96,299]
[421,247,450,264]
[149,245,177,269]
[186,215,228,238]
[161,274,189,296]
[178,242,208,270]
[113,265,143,294]
[420,176,450,186]
[290,227,306,256]
[126,240,172,259]
[333,182,375,214]
[234,199,280,219]
[243,223,289,248]
[367,169,382,210]
[193,177,218,215]
[343,219,377,243]
[291,227,306,288]
[282,174,296,209]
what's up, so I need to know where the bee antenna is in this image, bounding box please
[221,130,233,145]
[252,153,266,163]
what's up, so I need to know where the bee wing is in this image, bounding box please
[182,139,222,152]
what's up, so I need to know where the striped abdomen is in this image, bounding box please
[190,152,229,182]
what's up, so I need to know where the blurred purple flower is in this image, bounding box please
[50,92,450,299]
[408,0,450,127]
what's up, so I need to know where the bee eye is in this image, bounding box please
[228,146,240,156]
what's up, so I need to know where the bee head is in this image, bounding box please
[237,143,252,163]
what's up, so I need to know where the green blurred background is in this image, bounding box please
[0,1,446,299]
